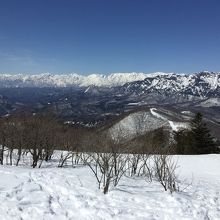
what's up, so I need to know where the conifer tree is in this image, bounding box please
[189,112,216,154]
[173,129,188,154]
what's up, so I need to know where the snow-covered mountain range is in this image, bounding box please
[0,72,219,99]
[120,71,220,98]
[0,72,154,87]
[0,71,219,137]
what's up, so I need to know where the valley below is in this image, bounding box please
[0,71,219,139]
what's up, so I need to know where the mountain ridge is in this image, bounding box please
[0,72,154,87]
[0,72,219,91]
[0,71,201,87]
[120,71,220,98]
[0,71,219,122]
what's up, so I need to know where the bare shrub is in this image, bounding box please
[153,155,179,193]
[0,118,9,165]
[137,154,153,181]
[58,126,84,167]
[129,154,141,176]
[84,133,129,194]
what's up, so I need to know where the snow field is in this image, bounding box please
[0,154,220,220]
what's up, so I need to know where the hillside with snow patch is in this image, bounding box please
[109,108,189,140]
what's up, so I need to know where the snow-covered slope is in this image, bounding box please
[109,108,189,140]
[109,111,169,139]
[0,153,220,220]
[196,98,220,107]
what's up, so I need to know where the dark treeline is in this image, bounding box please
[0,112,219,194]
[0,114,91,167]
[0,112,219,167]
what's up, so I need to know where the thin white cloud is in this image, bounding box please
[0,50,61,74]
[0,52,36,66]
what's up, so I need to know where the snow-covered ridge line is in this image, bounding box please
[0,72,157,87]
[0,71,219,88]
[122,71,220,98]
[109,108,190,140]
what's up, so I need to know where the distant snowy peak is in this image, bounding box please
[0,72,219,94]
[121,71,220,98]
[0,72,151,88]
[0,72,183,88]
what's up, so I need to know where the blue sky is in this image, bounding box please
[0,0,220,74]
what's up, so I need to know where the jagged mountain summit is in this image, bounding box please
[0,72,154,88]
[0,72,219,98]
[120,71,220,98]
[0,71,184,88]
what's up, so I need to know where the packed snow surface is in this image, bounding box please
[0,154,220,220]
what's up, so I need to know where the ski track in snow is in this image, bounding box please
[150,108,189,131]
[150,108,167,121]
[0,155,220,220]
